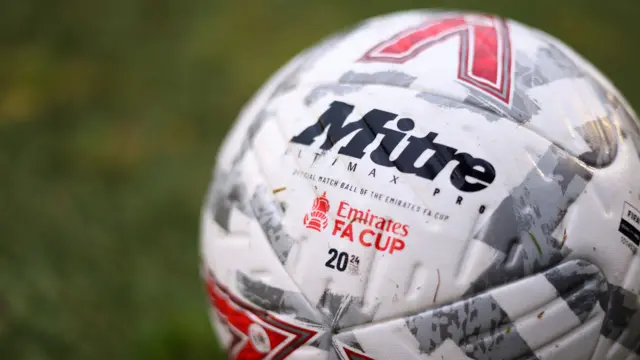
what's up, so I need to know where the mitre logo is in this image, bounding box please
[303,192,330,232]
[290,101,496,192]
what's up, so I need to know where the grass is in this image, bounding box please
[0,0,638,359]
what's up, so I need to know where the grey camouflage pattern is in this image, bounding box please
[544,260,608,323]
[331,259,609,359]
[208,110,273,230]
[465,145,592,296]
[601,285,640,354]
[406,289,535,360]
[209,169,252,231]
[250,185,295,263]
[316,290,373,329]
[304,70,416,106]
[463,43,585,124]
[236,271,323,324]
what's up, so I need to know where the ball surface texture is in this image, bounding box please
[201,10,640,360]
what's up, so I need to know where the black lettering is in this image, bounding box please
[456,196,463,205]
[369,118,414,166]
[325,248,338,269]
[395,132,457,180]
[291,102,497,192]
[433,188,440,196]
[340,108,398,159]
[290,101,398,159]
[450,153,496,192]
[325,248,349,272]
[390,175,399,184]
[291,101,354,146]
[336,252,348,271]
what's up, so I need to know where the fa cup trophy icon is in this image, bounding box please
[303,192,330,232]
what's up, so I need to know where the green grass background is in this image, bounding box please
[0,0,638,359]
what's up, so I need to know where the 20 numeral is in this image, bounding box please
[325,248,359,272]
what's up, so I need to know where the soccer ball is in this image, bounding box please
[200,10,640,360]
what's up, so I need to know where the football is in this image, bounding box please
[200,10,640,360]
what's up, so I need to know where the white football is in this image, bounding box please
[200,10,640,360]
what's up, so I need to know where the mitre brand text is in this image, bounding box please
[333,200,407,254]
[290,101,496,192]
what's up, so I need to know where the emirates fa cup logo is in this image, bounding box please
[303,192,330,232]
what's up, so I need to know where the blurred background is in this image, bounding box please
[0,0,639,359]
